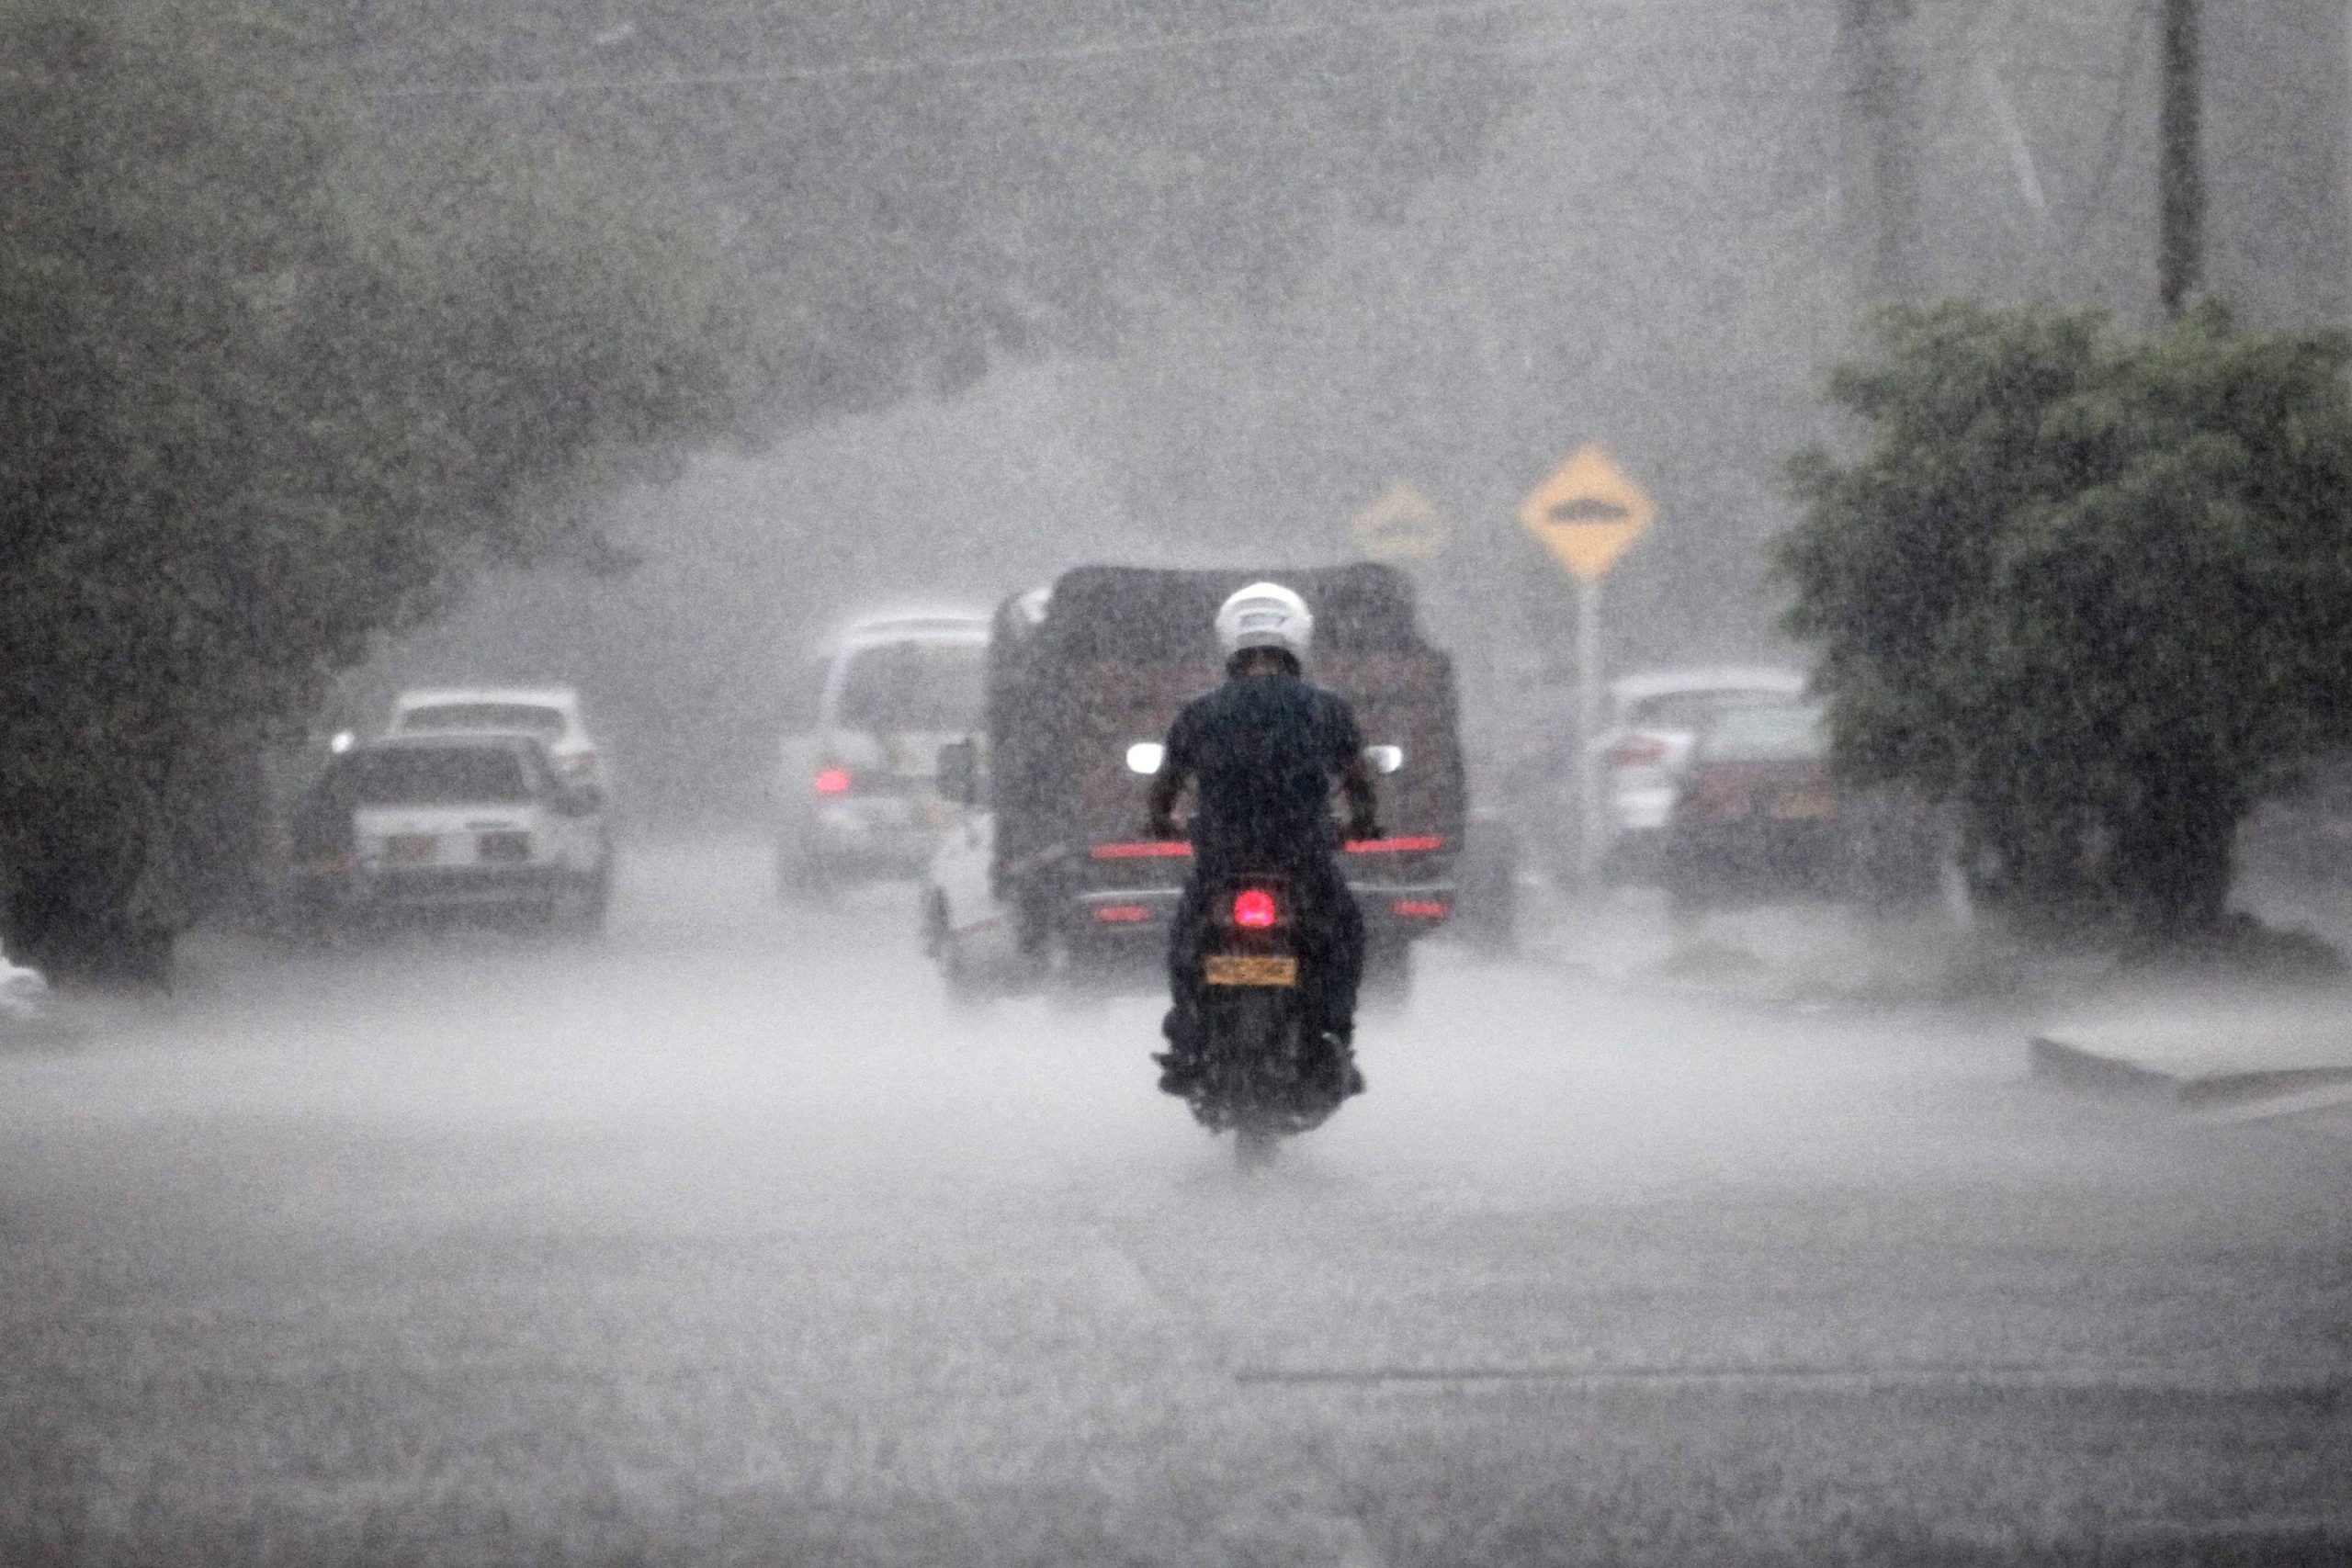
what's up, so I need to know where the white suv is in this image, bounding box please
[388,685,609,795]
[775,611,990,895]
[289,733,612,934]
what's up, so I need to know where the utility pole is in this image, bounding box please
[1837,0,1921,306]
[2158,0,2204,319]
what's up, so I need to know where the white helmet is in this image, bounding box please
[1215,581,1313,660]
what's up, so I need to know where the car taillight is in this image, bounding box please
[1608,736,1670,767]
[1393,897,1450,919]
[813,766,852,795]
[1679,778,1747,819]
[1232,888,1277,929]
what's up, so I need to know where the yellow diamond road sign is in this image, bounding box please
[1519,446,1655,582]
[1351,480,1449,566]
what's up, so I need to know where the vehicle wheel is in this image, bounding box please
[572,866,611,938]
[1664,871,1709,931]
[775,842,835,905]
[939,931,989,1009]
[1233,1124,1279,1171]
[286,888,339,949]
[1358,943,1413,1017]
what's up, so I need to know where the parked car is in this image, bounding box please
[775,610,990,896]
[288,733,612,935]
[388,685,609,794]
[1660,702,1944,915]
[1590,666,1809,879]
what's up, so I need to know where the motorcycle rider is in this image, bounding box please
[1146,582,1379,1099]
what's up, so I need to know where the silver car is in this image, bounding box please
[1589,666,1809,879]
[775,611,989,895]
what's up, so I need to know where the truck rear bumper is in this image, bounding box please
[1070,882,1455,940]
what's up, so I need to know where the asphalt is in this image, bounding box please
[5,838,2349,1565]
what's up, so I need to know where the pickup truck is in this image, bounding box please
[922,564,1466,1001]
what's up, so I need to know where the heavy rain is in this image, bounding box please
[4,4,2349,1565]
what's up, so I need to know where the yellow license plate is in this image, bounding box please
[1204,954,1298,987]
[1771,790,1835,820]
[385,834,438,864]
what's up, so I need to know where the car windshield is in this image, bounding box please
[341,747,536,805]
[834,642,984,733]
[399,702,567,739]
[1698,705,1828,762]
[1626,688,1801,729]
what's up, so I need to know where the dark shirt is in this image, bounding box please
[1161,671,1364,871]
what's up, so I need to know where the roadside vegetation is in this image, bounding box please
[0,2,752,979]
[2,0,1513,984]
[1778,302,2352,957]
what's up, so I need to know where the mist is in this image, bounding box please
[6,4,2352,1564]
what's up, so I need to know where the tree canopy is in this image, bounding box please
[292,0,1518,420]
[1776,302,2352,941]
[0,0,751,974]
[1,0,1513,978]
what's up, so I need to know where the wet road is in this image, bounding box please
[3,839,2347,1566]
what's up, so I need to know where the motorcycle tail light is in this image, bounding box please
[813,765,852,795]
[1608,735,1670,767]
[1232,888,1277,929]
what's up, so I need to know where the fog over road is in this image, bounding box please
[3,839,2346,1566]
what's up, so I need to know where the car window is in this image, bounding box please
[778,658,830,733]
[341,747,537,804]
[1697,705,1828,762]
[398,702,568,739]
[832,642,984,733]
[1627,689,1800,729]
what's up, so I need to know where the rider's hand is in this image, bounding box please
[1147,813,1181,842]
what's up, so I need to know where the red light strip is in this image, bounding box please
[1392,897,1451,918]
[1091,835,1445,859]
[1091,904,1154,922]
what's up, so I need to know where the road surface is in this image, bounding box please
[3,838,2346,1566]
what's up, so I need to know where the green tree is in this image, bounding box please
[273,1,1516,415]
[1776,302,2352,943]
[0,1,751,978]
[3,1,1511,982]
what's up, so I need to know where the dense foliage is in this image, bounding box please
[1777,302,2352,942]
[1,3,1510,980]
[285,0,1516,419]
[0,2,751,976]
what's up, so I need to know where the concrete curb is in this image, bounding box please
[2030,1033,2352,1109]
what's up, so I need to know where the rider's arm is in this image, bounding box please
[1331,695,1379,842]
[1340,750,1380,843]
[1146,712,1194,840]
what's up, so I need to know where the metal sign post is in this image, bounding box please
[1518,446,1657,882]
[1576,574,1604,881]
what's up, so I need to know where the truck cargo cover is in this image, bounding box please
[1033,564,1426,661]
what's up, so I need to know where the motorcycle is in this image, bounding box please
[1180,871,1355,1168]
